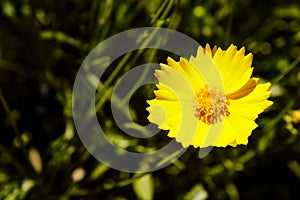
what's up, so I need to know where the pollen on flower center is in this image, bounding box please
[195,86,230,124]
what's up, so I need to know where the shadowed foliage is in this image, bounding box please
[0,0,299,199]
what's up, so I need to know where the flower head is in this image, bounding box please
[147,44,273,148]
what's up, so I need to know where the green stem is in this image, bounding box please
[95,28,161,111]
[271,57,300,85]
[94,86,113,117]
[156,147,185,168]
[0,144,26,174]
[94,0,175,114]
[150,0,170,25]
[0,89,27,156]
[266,98,295,131]
[224,0,236,46]
[159,0,175,21]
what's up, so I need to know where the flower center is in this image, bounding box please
[195,86,230,124]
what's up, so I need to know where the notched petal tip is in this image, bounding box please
[166,56,177,65]
[239,46,246,54]
[155,65,169,79]
[175,137,190,148]
[244,52,253,62]
[203,44,213,58]
[229,139,238,147]
[146,99,154,107]
[266,100,274,107]
[228,44,238,51]
[159,63,169,70]
[147,115,152,121]
[212,45,218,54]
[264,82,272,89]
[205,43,211,49]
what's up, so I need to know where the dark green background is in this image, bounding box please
[0,0,299,199]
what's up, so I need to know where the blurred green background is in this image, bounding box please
[0,0,300,199]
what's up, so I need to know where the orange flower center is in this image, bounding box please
[195,86,230,124]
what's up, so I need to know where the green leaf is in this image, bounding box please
[132,174,154,200]
[184,184,208,200]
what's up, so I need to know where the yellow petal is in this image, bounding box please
[191,121,209,148]
[155,64,196,101]
[232,82,273,103]
[228,82,273,121]
[229,139,237,147]
[189,46,225,89]
[207,44,254,94]
[227,77,258,99]
[214,82,273,147]
[214,114,258,147]
[174,113,199,148]
[214,118,235,147]
[156,101,199,147]
[147,100,181,129]
[166,57,205,91]
[154,85,177,101]
[204,44,213,58]
[205,43,219,58]
[167,124,180,137]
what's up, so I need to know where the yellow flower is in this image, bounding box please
[146,44,273,148]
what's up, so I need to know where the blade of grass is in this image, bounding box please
[224,0,237,46]
[271,57,300,85]
[0,89,27,157]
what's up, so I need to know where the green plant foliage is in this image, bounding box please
[0,0,299,199]
[133,174,154,200]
